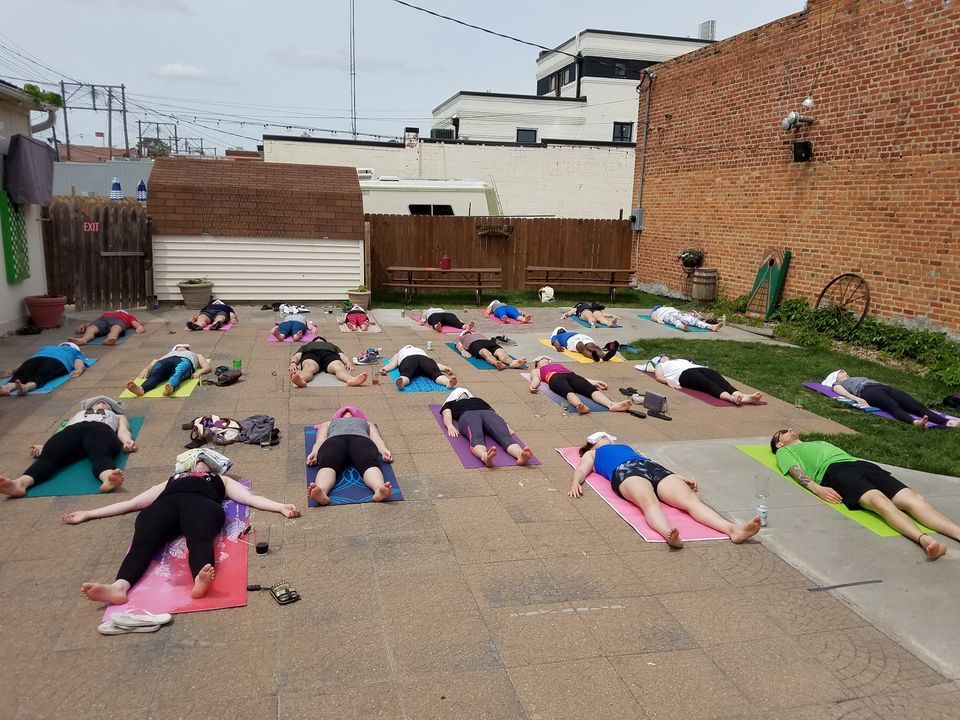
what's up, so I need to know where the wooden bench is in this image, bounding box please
[525,266,635,300]
[384,266,502,304]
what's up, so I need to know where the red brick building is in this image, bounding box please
[632,0,960,331]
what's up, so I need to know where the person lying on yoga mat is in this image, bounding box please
[306,406,394,505]
[650,355,763,406]
[561,301,620,329]
[271,312,317,341]
[550,326,619,362]
[772,428,960,559]
[64,452,299,604]
[126,344,212,397]
[570,432,761,548]
[650,305,722,332]
[340,304,372,331]
[289,337,368,387]
[0,342,88,396]
[441,388,533,467]
[455,329,527,370]
[69,310,146,346]
[823,369,959,428]
[380,344,457,390]
[485,299,532,323]
[186,300,237,331]
[528,356,631,413]
[418,307,475,334]
[0,396,135,497]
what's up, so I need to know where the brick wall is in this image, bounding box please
[632,0,960,331]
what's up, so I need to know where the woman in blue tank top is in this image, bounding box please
[568,432,761,549]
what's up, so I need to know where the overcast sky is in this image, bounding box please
[2,0,804,153]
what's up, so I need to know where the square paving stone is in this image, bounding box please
[398,669,528,720]
[482,602,603,668]
[657,588,786,647]
[279,684,402,720]
[579,596,697,655]
[463,558,566,609]
[542,554,650,601]
[385,610,502,676]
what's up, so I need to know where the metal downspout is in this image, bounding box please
[636,69,656,210]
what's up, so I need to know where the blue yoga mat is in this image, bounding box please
[86,330,130,345]
[444,342,519,370]
[304,427,403,506]
[25,416,145,497]
[637,314,710,333]
[1,358,97,395]
[572,315,621,329]
[383,356,447,392]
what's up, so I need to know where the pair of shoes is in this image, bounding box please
[186,321,201,331]
[355,348,381,364]
[619,387,639,397]
[15,325,41,335]
[209,320,224,331]
[492,335,517,346]
[98,610,173,635]
[627,408,647,419]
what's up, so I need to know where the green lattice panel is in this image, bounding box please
[0,190,30,283]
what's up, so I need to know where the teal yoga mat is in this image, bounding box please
[572,315,620,329]
[87,330,130,345]
[444,342,521,370]
[1,358,97,395]
[25,417,145,497]
[383,357,448,392]
[637,314,709,333]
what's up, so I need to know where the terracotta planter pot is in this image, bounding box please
[178,281,214,310]
[347,290,372,309]
[24,295,67,329]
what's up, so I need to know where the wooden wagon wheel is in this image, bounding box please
[815,273,871,334]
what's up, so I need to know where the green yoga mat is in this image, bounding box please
[120,378,200,398]
[25,417,145,498]
[736,445,932,538]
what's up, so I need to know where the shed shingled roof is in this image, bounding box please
[147,156,362,238]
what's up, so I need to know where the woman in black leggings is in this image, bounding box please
[653,355,763,406]
[63,458,299,605]
[380,345,457,390]
[0,397,136,497]
[528,357,632,413]
[418,307,475,334]
[306,407,394,505]
[826,369,958,428]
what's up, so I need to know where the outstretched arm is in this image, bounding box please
[381,356,399,373]
[551,340,564,352]
[442,408,459,437]
[338,352,356,372]
[654,365,680,390]
[568,453,595,498]
[62,480,167,524]
[529,372,542,393]
[456,341,471,358]
[132,320,146,334]
[139,358,158,379]
[72,358,86,378]
[194,354,213,378]
[585,377,607,390]
[229,312,239,324]
[369,424,392,461]
[223,476,299,517]
[306,422,329,465]
[832,385,868,407]
[786,465,841,503]
[117,415,137,451]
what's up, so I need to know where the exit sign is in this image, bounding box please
[83,221,100,232]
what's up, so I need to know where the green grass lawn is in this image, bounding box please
[371,288,670,309]
[619,339,960,478]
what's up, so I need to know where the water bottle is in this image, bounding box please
[560,399,569,416]
[400,309,406,318]
[755,475,769,527]
[756,504,768,527]
[426,340,433,351]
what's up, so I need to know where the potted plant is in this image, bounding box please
[347,284,372,309]
[177,277,214,309]
[677,247,705,276]
[24,293,68,329]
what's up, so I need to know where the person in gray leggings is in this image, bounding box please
[440,388,533,467]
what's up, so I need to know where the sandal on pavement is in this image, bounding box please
[619,387,639,397]
[98,620,161,636]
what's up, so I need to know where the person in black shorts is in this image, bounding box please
[569,432,761,549]
[63,455,299,605]
[773,428,960,559]
[418,307,475,334]
[561,302,620,328]
[380,344,456,390]
[454,329,526,370]
[187,300,238,331]
[290,337,368,387]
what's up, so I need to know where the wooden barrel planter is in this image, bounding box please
[691,268,719,302]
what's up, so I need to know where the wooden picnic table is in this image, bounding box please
[525,266,635,300]
[384,266,502,304]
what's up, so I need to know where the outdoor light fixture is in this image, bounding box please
[781,97,816,131]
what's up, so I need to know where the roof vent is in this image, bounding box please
[356,167,374,179]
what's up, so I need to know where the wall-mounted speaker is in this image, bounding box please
[793,141,813,162]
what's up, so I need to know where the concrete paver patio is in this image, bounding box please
[1,304,958,720]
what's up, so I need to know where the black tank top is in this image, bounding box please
[159,471,226,503]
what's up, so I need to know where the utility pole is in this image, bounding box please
[60,80,71,160]
[106,87,113,161]
[121,84,130,157]
[349,0,357,139]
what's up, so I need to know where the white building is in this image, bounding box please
[262,28,711,219]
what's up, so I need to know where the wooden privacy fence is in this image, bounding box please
[367,215,633,291]
[42,198,152,310]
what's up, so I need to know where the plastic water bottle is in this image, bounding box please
[400,309,406,318]
[755,476,769,527]
[756,504,768,527]
[426,340,433,351]
[560,399,569,416]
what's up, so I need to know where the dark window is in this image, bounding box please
[562,65,576,85]
[516,128,538,144]
[430,128,455,140]
[613,122,633,143]
[409,204,432,215]
[408,204,455,216]
[432,204,454,216]
[614,63,627,78]
[579,56,653,80]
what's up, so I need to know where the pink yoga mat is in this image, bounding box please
[640,371,760,407]
[410,314,465,334]
[267,331,317,343]
[428,404,539,468]
[556,448,728,542]
[102,478,252,620]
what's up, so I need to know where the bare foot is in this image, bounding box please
[191,564,216,598]
[509,358,527,369]
[270,327,283,341]
[681,324,690,332]
[0,385,9,397]
[448,376,458,387]
[733,393,743,406]
[610,400,632,412]
[126,380,145,396]
[102,337,118,346]
[372,481,393,502]
[947,419,960,428]
[68,336,88,345]
[0,476,26,497]
[99,469,124,493]
[665,528,684,549]
[730,516,762,543]
[347,372,368,387]
[746,392,764,404]
[162,383,175,396]
[308,482,330,505]
[484,446,498,467]
[709,323,723,332]
[81,580,128,605]
[516,447,533,466]
[433,323,443,333]
[495,361,506,370]
[914,415,929,428]
[395,376,408,390]
[292,330,304,341]
[465,320,476,332]
[290,369,307,388]
[14,380,28,396]
[576,403,591,415]
[920,534,947,560]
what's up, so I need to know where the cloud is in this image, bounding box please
[271,49,432,75]
[154,63,211,82]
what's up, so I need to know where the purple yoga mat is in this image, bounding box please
[519,373,607,412]
[428,404,539,468]
[802,382,956,427]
